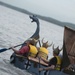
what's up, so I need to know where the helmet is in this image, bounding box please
[53,45,63,55]
[53,48,60,55]
[42,38,52,48]
[27,38,38,45]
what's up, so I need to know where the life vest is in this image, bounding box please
[28,45,38,57]
[55,56,61,70]
[38,47,49,59]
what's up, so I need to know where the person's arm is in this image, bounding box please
[39,65,55,71]
[41,57,49,64]
[11,47,20,54]
[39,57,57,71]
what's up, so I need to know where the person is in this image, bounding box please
[39,44,62,71]
[11,38,38,58]
[37,38,52,60]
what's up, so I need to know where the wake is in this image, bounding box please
[0,58,32,75]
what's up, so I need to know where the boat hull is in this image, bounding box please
[10,54,68,75]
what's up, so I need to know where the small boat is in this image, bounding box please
[10,16,75,75]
